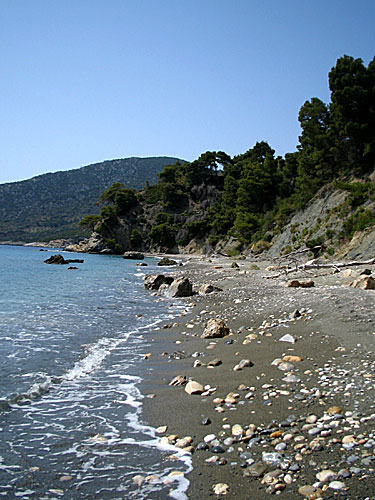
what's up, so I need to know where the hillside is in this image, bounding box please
[74,55,375,259]
[0,157,182,242]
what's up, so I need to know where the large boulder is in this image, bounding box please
[123,251,144,260]
[144,274,174,290]
[201,318,230,339]
[168,277,194,297]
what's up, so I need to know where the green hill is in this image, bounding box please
[0,157,182,242]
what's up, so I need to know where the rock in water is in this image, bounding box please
[123,251,144,260]
[201,318,230,339]
[44,254,84,265]
[157,257,178,266]
[144,274,174,290]
[168,277,194,297]
[44,254,67,264]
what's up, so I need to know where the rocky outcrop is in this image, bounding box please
[44,254,84,265]
[158,258,178,266]
[65,233,107,253]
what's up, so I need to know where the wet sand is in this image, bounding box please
[141,255,375,499]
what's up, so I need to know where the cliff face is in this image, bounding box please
[267,173,375,261]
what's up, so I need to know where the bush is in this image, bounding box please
[130,229,142,248]
[251,239,271,255]
[149,223,176,249]
[115,189,137,215]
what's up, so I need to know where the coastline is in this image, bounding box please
[140,254,375,499]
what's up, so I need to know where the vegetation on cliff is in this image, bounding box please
[82,55,375,256]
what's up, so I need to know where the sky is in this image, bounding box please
[0,1,374,184]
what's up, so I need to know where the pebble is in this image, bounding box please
[316,469,337,482]
[328,480,346,490]
[232,424,243,436]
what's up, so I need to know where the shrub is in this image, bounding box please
[130,229,142,248]
[149,223,176,249]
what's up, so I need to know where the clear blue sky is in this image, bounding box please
[1,0,374,184]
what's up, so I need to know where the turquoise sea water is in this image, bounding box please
[0,245,191,499]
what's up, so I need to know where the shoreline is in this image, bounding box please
[140,254,375,499]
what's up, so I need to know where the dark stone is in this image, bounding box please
[211,445,225,454]
[44,254,67,264]
[144,274,174,290]
[201,418,211,426]
[196,442,209,451]
[158,257,178,266]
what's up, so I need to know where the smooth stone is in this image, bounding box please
[298,485,316,496]
[306,415,318,424]
[327,406,342,415]
[328,480,346,490]
[204,434,216,443]
[211,445,225,454]
[223,438,234,446]
[279,334,296,343]
[338,468,351,478]
[282,375,301,383]
[275,442,287,451]
[201,417,211,425]
[185,381,204,395]
[316,470,337,482]
[246,462,268,477]
[232,424,243,436]
[262,452,283,465]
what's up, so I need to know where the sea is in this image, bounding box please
[0,245,191,499]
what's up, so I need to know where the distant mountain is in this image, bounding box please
[0,157,183,242]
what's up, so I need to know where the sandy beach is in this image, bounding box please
[141,254,375,499]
